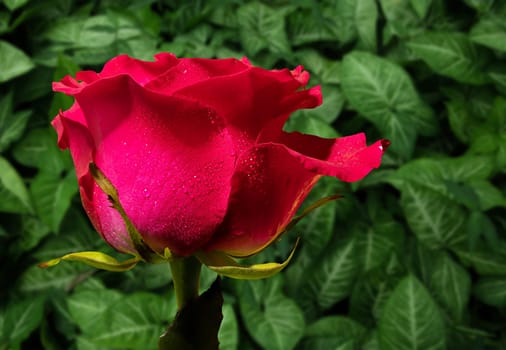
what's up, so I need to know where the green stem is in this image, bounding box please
[169,256,202,310]
[159,256,222,350]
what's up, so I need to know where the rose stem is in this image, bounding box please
[169,255,202,310]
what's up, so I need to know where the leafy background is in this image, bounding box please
[1,0,505,349]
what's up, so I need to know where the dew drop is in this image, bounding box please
[143,188,150,198]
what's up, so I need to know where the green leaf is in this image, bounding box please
[362,330,381,350]
[473,277,506,308]
[0,156,33,213]
[454,246,506,276]
[0,92,30,152]
[463,0,494,11]
[31,171,78,232]
[399,181,467,249]
[284,111,338,138]
[288,7,339,46]
[67,289,124,334]
[301,316,367,349]
[3,0,28,11]
[340,51,436,159]
[353,0,379,51]
[12,127,71,174]
[237,2,291,57]
[31,209,100,262]
[285,178,342,291]
[390,156,495,192]
[410,0,432,19]
[78,15,117,48]
[0,40,34,82]
[388,156,495,248]
[19,262,89,293]
[470,15,506,52]
[11,216,50,253]
[470,180,506,210]
[408,32,490,84]
[84,292,174,349]
[2,296,46,348]
[239,277,305,350]
[379,0,423,39]
[349,270,400,327]
[430,253,471,321]
[356,222,404,273]
[218,304,239,350]
[378,275,445,350]
[298,237,357,316]
[445,99,473,143]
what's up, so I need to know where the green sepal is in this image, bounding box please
[285,194,342,232]
[89,163,171,262]
[198,238,299,280]
[38,251,140,272]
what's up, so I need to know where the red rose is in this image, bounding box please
[52,53,387,257]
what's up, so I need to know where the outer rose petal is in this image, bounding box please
[71,75,236,256]
[97,53,179,85]
[52,53,178,95]
[205,133,387,256]
[52,115,135,253]
[275,131,387,182]
[204,144,319,257]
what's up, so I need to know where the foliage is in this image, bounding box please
[1,0,505,349]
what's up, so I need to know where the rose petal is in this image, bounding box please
[204,143,319,257]
[53,53,178,95]
[54,115,93,181]
[204,132,386,256]
[52,115,132,253]
[171,66,321,154]
[71,75,236,255]
[145,57,250,95]
[277,131,387,182]
[98,53,178,85]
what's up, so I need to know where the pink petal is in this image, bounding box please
[52,53,178,95]
[204,133,387,256]
[98,53,178,85]
[204,143,320,257]
[52,115,132,253]
[275,131,387,182]
[145,57,251,94]
[171,66,321,154]
[70,75,236,256]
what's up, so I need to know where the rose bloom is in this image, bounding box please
[52,53,387,258]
